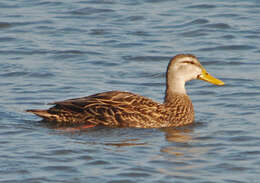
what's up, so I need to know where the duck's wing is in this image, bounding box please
[28,91,161,127]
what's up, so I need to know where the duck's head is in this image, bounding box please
[166,54,224,94]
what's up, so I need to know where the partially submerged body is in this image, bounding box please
[27,90,194,128]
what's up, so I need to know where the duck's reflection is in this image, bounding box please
[41,119,198,150]
[161,127,193,143]
[159,126,197,156]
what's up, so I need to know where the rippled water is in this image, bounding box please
[1,0,260,182]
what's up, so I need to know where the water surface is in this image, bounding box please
[1,0,260,182]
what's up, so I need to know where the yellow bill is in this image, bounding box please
[198,69,224,86]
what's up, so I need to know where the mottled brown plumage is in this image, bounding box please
[27,54,224,128]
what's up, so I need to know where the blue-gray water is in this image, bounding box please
[1,0,260,182]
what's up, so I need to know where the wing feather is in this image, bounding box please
[44,91,161,127]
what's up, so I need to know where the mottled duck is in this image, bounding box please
[27,54,224,128]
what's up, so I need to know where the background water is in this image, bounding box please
[1,0,260,182]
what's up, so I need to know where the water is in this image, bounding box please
[1,0,260,182]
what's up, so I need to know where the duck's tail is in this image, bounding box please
[26,109,58,121]
[26,109,97,129]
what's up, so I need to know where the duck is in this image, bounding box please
[26,54,224,128]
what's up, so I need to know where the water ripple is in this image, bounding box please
[198,45,256,51]
[189,18,209,25]
[179,29,208,37]
[0,37,16,42]
[122,55,170,63]
[1,0,260,182]
[186,4,216,9]
[207,23,231,29]
[69,7,115,16]
[0,22,12,29]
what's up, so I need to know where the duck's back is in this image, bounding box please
[28,91,159,127]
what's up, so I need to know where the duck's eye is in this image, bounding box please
[182,61,195,65]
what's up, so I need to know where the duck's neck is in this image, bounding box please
[164,76,187,103]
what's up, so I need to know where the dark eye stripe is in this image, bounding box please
[182,61,195,65]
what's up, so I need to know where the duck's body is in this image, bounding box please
[27,91,194,128]
[27,54,224,128]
